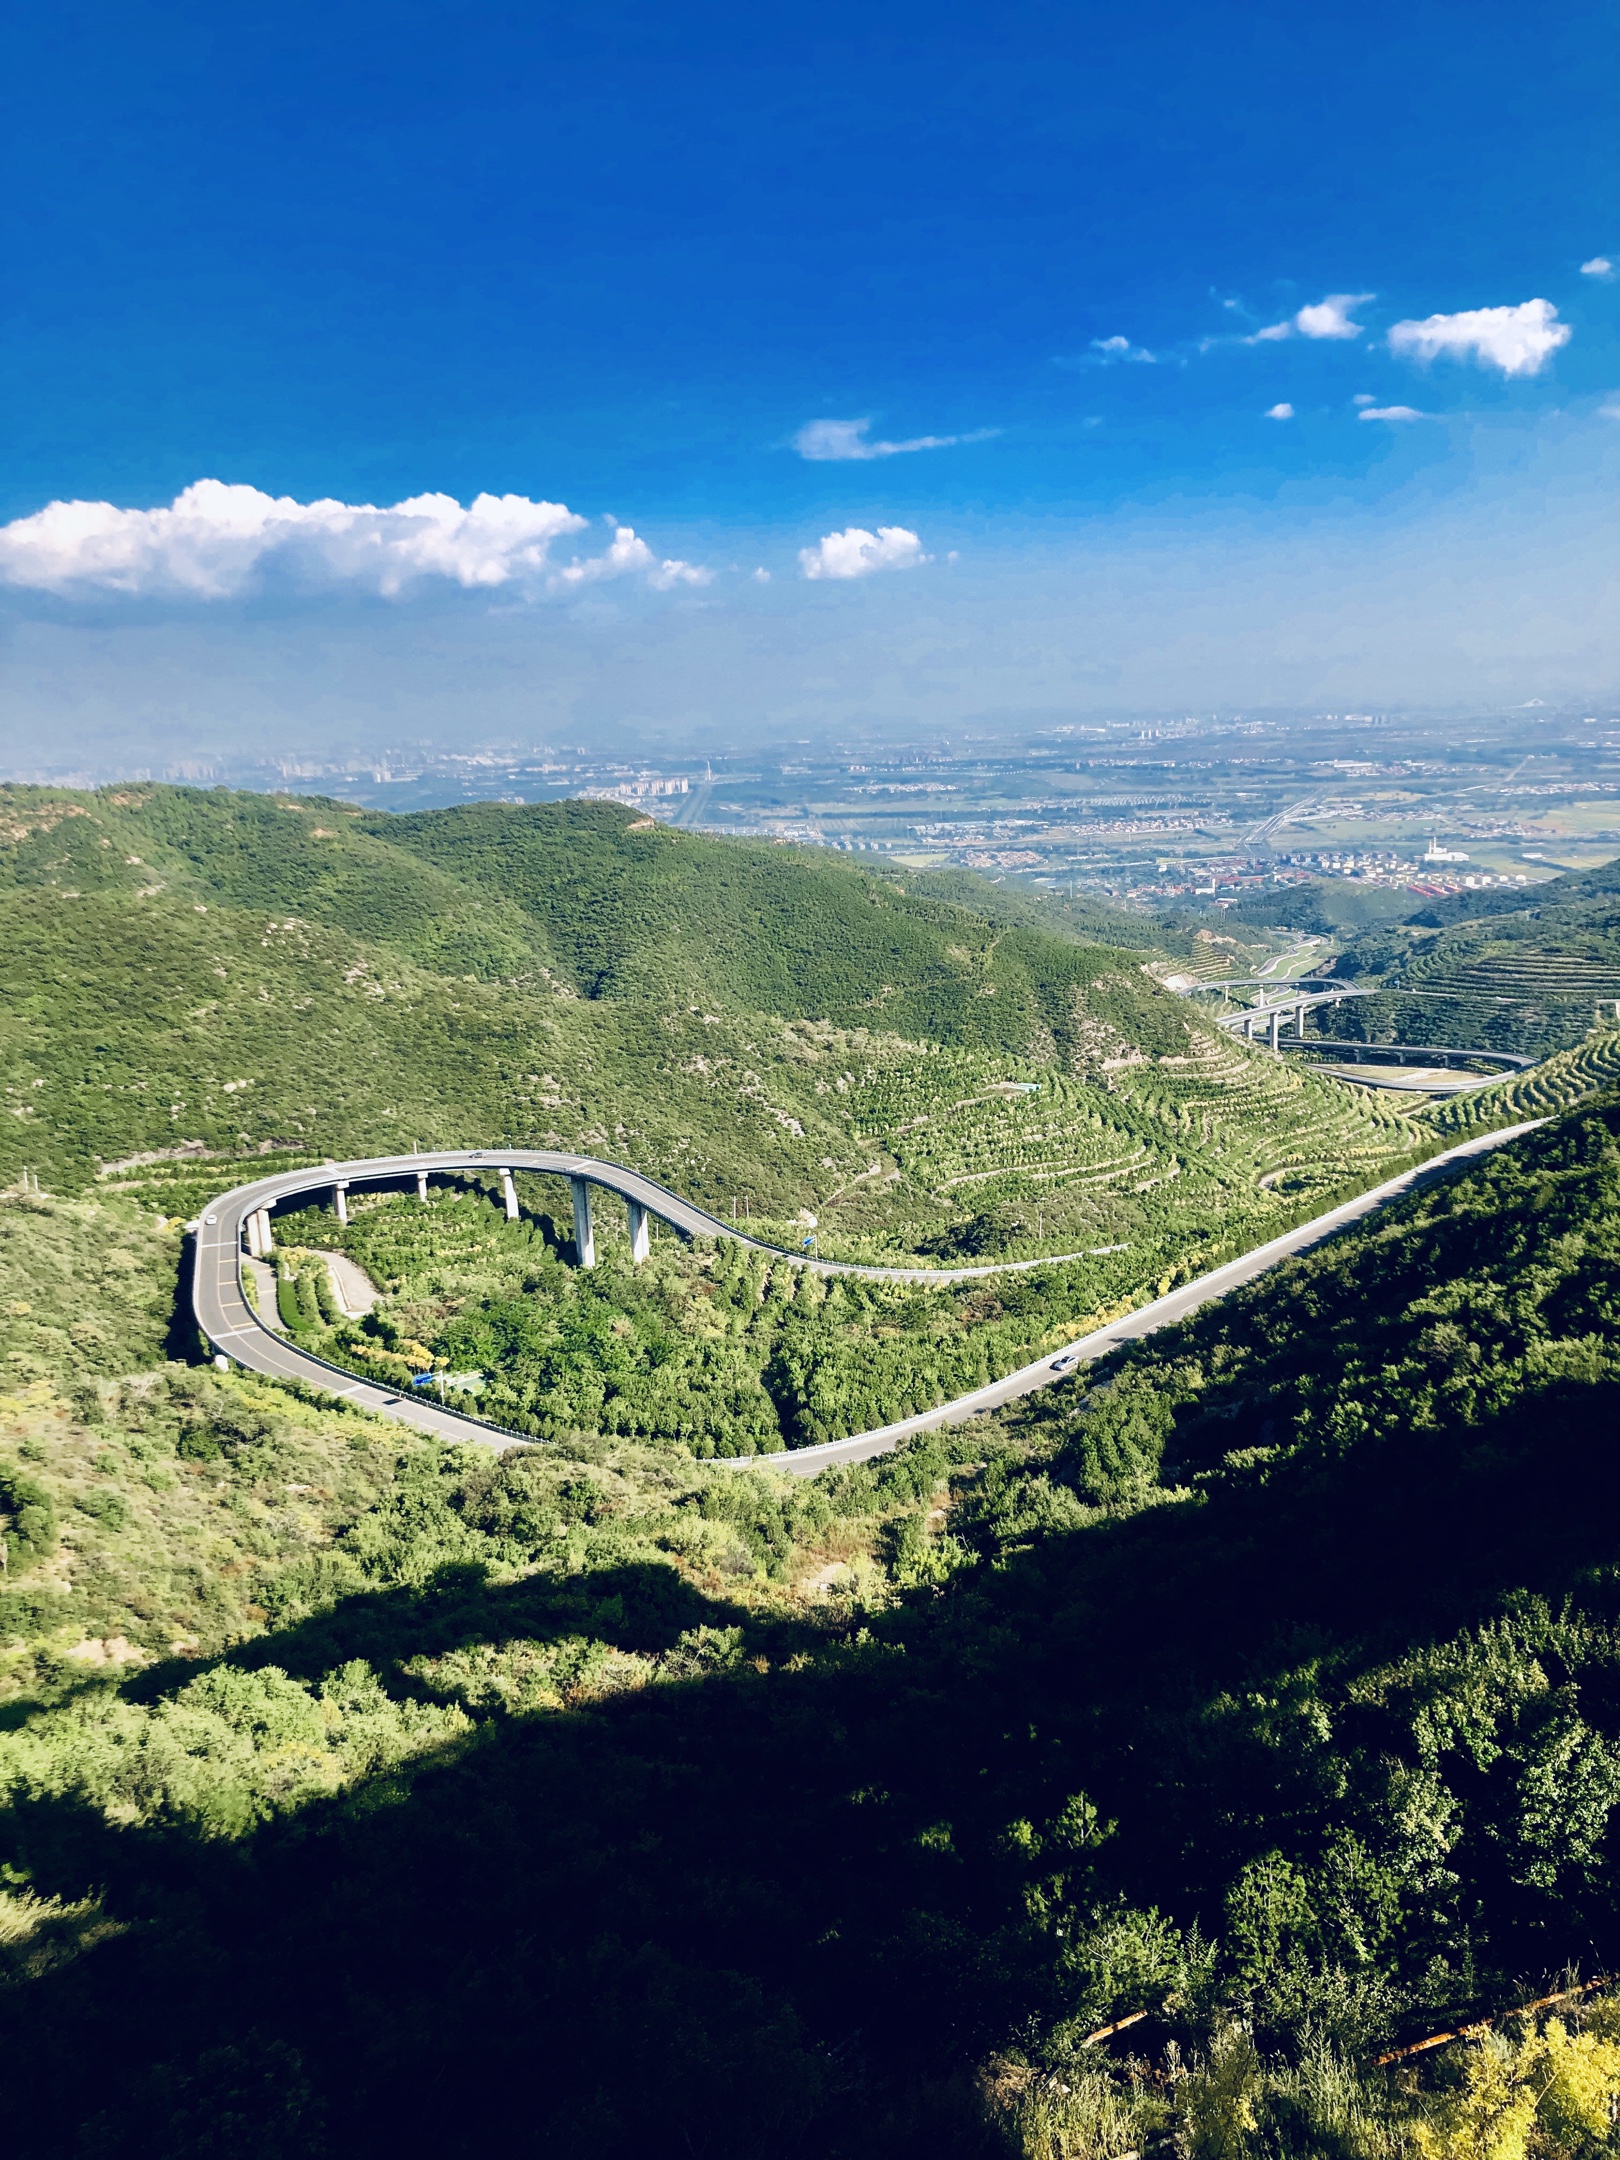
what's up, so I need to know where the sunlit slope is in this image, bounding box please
[0,783,563,981]
[1320,853,1620,1055]
[835,1026,1421,1260]
[1425,1021,1620,1136]
[0,885,910,1201]
[0,784,1178,1058]
[0,784,1180,1188]
[0,784,1423,1262]
[367,796,1185,1055]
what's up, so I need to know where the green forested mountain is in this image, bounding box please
[1,779,1462,1460]
[0,783,1179,1192]
[0,782,1424,1293]
[1,780,1175,1066]
[14,782,1620,2158]
[7,1074,1620,2155]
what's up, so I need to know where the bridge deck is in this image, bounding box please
[190,1128,1547,1475]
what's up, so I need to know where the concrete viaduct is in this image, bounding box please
[1180,977,1533,1073]
[1183,975,1374,1051]
[191,1126,1544,1477]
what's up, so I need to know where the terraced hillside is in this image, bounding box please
[8,1093,1620,2160]
[230,1021,1425,1454]
[840,1024,1418,1263]
[0,784,1424,1288]
[1335,944,1620,1055]
[1425,1021,1620,1135]
[1317,853,1620,1056]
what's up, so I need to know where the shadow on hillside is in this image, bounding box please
[125,1554,782,1702]
[163,1227,202,1363]
[8,1377,1620,2158]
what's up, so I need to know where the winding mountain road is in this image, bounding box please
[192,1126,1541,1476]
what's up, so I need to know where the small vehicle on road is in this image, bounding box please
[1050,1351,1078,1372]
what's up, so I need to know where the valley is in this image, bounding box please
[7,782,1620,2158]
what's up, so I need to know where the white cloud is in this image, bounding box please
[1358,405,1426,422]
[1600,398,1620,421]
[1265,403,1295,420]
[1352,393,1377,406]
[793,417,994,461]
[1253,293,1372,343]
[1088,335,1158,364]
[0,479,709,599]
[797,526,930,580]
[553,523,710,591]
[1580,257,1614,280]
[1387,298,1571,377]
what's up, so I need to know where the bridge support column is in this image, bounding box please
[244,1211,264,1259]
[416,1171,429,1202]
[627,1199,650,1265]
[255,1207,273,1255]
[1269,1010,1280,1054]
[500,1168,519,1221]
[571,1177,596,1268]
[334,1180,349,1225]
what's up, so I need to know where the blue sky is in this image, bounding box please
[2,0,1617,762]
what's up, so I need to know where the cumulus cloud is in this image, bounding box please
[553,523,710,590]
[0,479,708,599]
[1265,403,1295,420]
[793,417,995,460]
[1580,257,1614,280]
[797,526,929,580]
[1087,335,1157,364]
[1253,293,1372,343]
[1358,405,1426,422]
[1387,298,1571,377]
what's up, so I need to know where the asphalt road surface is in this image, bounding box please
[190,1126,1542,1473]
[761,1119,1542,1474]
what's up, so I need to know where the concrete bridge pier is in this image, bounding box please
[244,1211,265,1258]
[334,1179,349,1226]
[416,1171,429,1202]
[499,1167,519,1221]
[1269,1009,1281,1054]
[571,1177,596,1268]
[627,1198,650,1265]
[255,1207,273,1255]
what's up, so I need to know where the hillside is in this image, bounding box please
[1289,856,1620,1056]
[6,1089,1620,2155]
[0,783,1176,1062]
[0,784,1427,1297]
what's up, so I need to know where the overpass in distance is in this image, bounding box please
[1179,976,1533,1070]
[192,1126,1544,1477]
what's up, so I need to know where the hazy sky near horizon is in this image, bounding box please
[3,0,1618,763]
